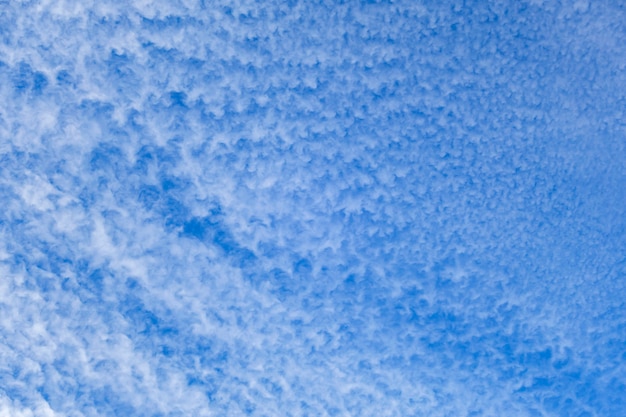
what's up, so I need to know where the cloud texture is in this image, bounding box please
[1,1,625,416]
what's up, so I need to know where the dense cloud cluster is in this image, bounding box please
[1,1,625,416]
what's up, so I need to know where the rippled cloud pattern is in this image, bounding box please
[1,1,625,416]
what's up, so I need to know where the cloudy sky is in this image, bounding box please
[1,0,625,416]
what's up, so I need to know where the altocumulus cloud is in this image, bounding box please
[0,0,625,416]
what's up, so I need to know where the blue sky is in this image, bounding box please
[1,0,625,416]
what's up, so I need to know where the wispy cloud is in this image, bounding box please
[0,0,625,416]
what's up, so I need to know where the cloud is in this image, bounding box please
[0,0,625,416]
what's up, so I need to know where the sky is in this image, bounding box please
[0,0,625,416]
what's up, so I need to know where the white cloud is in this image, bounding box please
[0,0,625,415]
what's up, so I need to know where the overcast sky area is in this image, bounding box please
[1,1,625,416]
